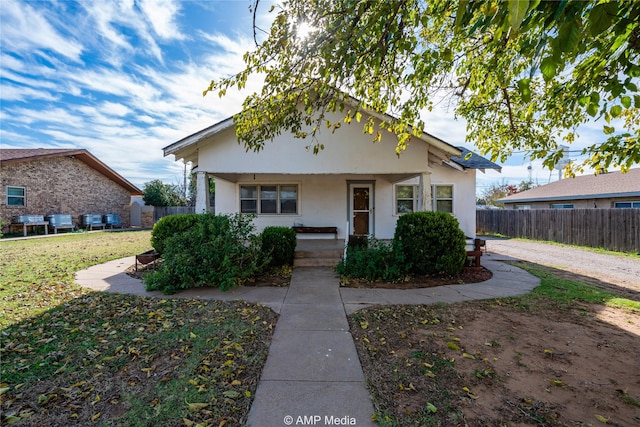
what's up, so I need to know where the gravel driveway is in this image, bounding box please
[484,237,640,293]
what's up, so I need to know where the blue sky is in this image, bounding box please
[0,0,610,194]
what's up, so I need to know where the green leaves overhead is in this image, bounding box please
[207,0,640,173]
[508,0,530,34]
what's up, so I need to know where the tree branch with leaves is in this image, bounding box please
[205,0,639,173]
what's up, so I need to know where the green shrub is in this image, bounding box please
[393,211,466,276]
[261,226,297,266]
[347,234,368,249]
[336,238,408,282]
[151,214,200,254]
[145,214,266,294]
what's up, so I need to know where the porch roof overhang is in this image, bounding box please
[207,171,424,184]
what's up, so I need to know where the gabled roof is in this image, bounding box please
[0,148,142,195]
[163,116,499,172]
[500,168,640,203]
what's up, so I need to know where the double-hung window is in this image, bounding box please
[6,186,26,207]
[394,184,454,214]
[395,185,417,214]
[433,185,453,213]
[240,184,298,215]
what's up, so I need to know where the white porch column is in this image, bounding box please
[418,172,432,211]
[195,171,210,214]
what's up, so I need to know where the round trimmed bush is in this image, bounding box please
[393,211,466,276]
[261,226,297,266]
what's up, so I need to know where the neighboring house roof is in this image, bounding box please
[499,168,640,203]
[0,148,142,195]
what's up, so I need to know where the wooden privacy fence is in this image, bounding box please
[477,209,640,253]
[154,206,195,221]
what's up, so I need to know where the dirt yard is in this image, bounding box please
[350,281,640,426]
[348,241,640,426]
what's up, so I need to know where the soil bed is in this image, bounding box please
[125,263,292,287]
[341,266,492,289]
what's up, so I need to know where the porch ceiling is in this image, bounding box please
[210,172,422,183]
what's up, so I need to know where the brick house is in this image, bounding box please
[1,148,142,232]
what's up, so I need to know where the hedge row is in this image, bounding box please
[146,214,296,294]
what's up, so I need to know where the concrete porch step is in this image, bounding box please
[294,249,343,259]
[294,257,340,267]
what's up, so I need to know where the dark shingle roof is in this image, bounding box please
[450,146,502,171]
[0,148,79,162]
[500,168,640,203]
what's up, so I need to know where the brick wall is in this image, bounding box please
[141,211,155,229]
[1,156,133,231]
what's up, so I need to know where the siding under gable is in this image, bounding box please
[196,114,431,176]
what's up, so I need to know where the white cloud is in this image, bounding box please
[100,102,133,117]
[421,104,467,146]
[0,129,42,146]
[138,0,185,40]
[0,84,59,102]
[79,0,178,64]
[0,0,84,62]
[0,53,26,72]
[84,2,133,51]
[4,106,84,128]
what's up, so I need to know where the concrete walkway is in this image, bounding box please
[75,252,539,426]
[246,267,376,427]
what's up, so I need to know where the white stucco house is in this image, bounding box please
[163,108,500,239]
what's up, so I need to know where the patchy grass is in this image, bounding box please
[350,261,640,426]
[0,231,278,426]
[0,231,153,327]
[513,261,640,312]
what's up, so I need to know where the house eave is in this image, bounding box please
[163,117,235,159]
[500,191,640,204]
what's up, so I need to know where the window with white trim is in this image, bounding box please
[515,204,531,210]
[614,201,640,208]
[240,184,298,214]
[395,185,418,214]
[551,203,574,209]
[6,186,26,207]
[433,185,453,213]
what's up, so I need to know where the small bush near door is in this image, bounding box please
[261,226,297,266]
[336,238,408,282]
[145,213,266,294]
[394,211,466,276]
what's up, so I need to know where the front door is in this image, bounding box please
[350,183,373,235]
